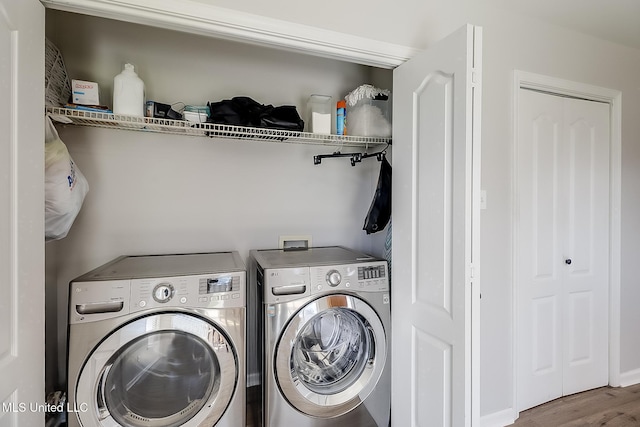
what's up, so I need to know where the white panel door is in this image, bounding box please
[0,0,45,425]
[392,24,482,427]
[517,89,609,411]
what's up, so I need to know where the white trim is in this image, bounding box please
[511,70,622,415]
[480,408,516,427]
[619,368,640,388]
[40,0,420,69]
[471,25,483,427]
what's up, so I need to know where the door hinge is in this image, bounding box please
[471,69,481,87]
[469,263,475,280]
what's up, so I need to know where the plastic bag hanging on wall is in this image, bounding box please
[363,156,391,234]
[44,116,89,241]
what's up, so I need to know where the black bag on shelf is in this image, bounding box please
[207,96,303,131]
[208,96,264,127]
[363,156,392,234]
[259,105,304,131]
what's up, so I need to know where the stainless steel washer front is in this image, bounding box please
[67,252,246,427]
[251,246,391,427]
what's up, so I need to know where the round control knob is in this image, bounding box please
[326,270,342,287]
[152,283,174,303]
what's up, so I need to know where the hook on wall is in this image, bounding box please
[313,144,388,166]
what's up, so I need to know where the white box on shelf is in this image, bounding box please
[71,79,100,105]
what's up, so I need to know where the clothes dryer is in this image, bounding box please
[67,252,246,427]
[251,246,390,427]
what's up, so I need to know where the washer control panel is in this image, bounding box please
[130,272,245,312]
[310,261,389,295]
[70,271,246,323]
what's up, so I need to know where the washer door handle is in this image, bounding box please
[366,325,376,366]
[96,364,113,420]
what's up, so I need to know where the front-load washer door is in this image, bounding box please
[275,294,387,418]
[75,313,237,427]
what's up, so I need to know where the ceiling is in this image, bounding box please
[495,0,640,50]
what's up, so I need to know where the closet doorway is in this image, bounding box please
[514,73,620,413]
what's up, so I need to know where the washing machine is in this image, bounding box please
[251,246,390,427]
[67,252,246,427]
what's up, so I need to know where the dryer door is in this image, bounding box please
[275,294,386,417]
[76,313,237,427]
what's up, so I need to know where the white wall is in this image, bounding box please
[46,10,391,388]
[476,12,640,422]
[186,0,640,422]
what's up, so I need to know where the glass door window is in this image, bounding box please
[76,313,237,427]
[275,295,386,417]
[292,308,371,395]
[102,331,218,427]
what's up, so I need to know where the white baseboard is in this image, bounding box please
[480,408,516,427]
[619,368,640,387]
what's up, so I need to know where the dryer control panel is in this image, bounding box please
[310,261,389,295]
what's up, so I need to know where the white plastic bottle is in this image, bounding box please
[113,63,145,117]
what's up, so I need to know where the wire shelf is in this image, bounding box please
[45,107,391,148]
[45,39,72,107]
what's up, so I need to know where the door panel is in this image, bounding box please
[0,1,45,425]
[532,114,560,280]
[416,71,454,315]
[392,24,481,427]
[531,295,558,376]
[562,96,609,396]
[518,91,564,411]
[517,89,609,410]
[567,119,594,274]
[414,329,451,426]
[566,291,592,364]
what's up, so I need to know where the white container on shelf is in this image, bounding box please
[307,94,332,134]
[347,98,391,137]
[345,84,391,137]
[113,63,145,117]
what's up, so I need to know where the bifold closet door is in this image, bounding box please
[517,89,610,412]
[0,1,46,425]
[392,24,482,427]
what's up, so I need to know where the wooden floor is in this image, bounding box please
[509,384,640,426]
[248,384,640,427]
